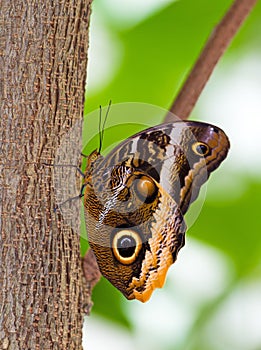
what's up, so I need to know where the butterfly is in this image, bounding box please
[83,120,230,302]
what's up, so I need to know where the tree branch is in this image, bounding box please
[82,249,101,315]
[165,0,258,122]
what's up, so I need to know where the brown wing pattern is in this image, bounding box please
[83,121,229,301]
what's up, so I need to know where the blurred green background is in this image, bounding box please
[81,1,261,349]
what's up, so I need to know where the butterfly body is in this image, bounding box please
[83,121,229,302]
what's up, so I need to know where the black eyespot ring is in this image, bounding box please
[192,142,210,156]
[112,229,142,265]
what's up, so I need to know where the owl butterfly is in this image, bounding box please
[83,121,229,302]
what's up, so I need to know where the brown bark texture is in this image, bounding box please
[0,1,92,349]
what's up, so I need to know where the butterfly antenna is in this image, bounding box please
[99,100,112,153]
[98,105,103,153]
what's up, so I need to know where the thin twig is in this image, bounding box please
[82,249,101,315]
[165,0,258,122]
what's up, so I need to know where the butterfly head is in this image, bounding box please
[83,149,103,181]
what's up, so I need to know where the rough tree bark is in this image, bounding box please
[0,1,92,349]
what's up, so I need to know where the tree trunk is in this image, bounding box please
[0,1,92,348]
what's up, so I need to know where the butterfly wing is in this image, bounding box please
[84,164,185,302]
[99,121,230,214]
[83,120,229,301]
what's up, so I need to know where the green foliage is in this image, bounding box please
[86,0,261,113]
[92,277,132,329]
[82,0,261,347]
[191,178,261,277]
